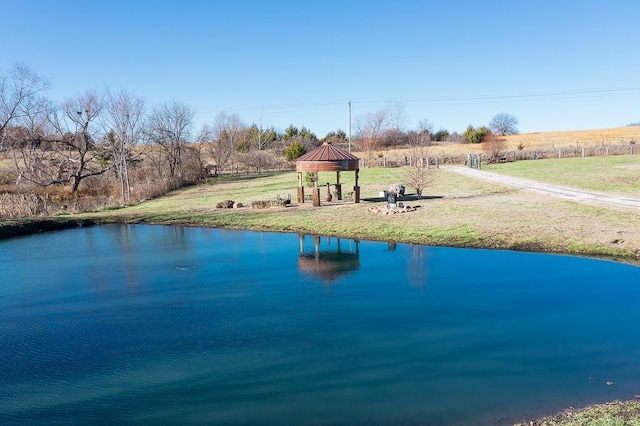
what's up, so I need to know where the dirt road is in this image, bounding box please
[441,166,640,210]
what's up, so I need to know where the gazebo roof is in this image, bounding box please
[298,252,361,285]
[296,142,359,172]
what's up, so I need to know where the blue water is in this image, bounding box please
[1,225,639,425]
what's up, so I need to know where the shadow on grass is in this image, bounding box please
[204,172,281,184]
[361,194,444,202]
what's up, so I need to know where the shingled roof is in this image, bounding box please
[296,142,359,172]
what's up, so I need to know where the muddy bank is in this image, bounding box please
[0,218,98,240]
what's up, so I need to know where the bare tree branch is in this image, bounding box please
[0,63,50,152]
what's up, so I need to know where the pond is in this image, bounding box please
[1,225,639,425]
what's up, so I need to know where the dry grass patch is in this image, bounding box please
[505,126,640,151]
[353,126,640,159]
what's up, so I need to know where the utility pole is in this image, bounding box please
[348,100,352,153]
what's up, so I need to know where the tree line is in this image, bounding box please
[1,63,519,212]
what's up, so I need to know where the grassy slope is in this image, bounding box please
[484,155,640,196]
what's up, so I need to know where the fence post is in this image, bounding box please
[436,157,439,168]
[558,149,562,159]
[581,147,585,158]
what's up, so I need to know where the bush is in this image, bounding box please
[304,172,316,187]
[434,129,450,141]
[463,125,491,144]
[285,140,306,161]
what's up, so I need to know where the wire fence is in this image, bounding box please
[360,143,638,168]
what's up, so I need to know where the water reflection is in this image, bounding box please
[297,234,360,284]
[2,225,640,425]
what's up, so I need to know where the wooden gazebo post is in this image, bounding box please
[354,169,360,203]
[335,171,342,200]
[297,172,304,203]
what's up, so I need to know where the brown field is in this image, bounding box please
[360,125,640,158]
[503,125,640,149]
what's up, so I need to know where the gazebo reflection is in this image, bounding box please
[298,234,360,285]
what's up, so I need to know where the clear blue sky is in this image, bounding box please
[3,0,639,137]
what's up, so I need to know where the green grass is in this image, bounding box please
[484,155,640,196]
[514,399,640,425]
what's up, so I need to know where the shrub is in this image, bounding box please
[285,140,306,161]
[463,125,491,144]
[304,172,316,187]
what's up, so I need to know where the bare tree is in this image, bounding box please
[0,63,50,153]
[489,113,519,135]
[482,133,508,163]
[146,100,194,182]
[246,123,275,174]
[382,102,409,147]
[103,89,146,202]
[386,102,409,133]
[202,112,246,174]
[354,108,388,165]
[15,90,111,193]
[418,119,434,140]
[404,127,433,198]
[51,91,110,192]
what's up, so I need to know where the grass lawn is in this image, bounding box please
[484,154,640,196]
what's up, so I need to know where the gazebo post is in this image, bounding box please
[335,171,342,200]
[297,172,304,203]
[312,172,321,206]
[354,169,360,203]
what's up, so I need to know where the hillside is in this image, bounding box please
[504,125,639,149]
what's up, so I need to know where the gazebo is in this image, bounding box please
[297,234,360,285]
[295,142,360,206]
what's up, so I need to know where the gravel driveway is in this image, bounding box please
[441,166,640,210]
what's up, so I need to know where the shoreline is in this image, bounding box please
[0,217,98,240]
[2,215,638,267]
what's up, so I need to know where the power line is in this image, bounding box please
[193,85,640,117]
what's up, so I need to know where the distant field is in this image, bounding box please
[504,125,639,150]
[484,154,640,196]
[358,126,640,158]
